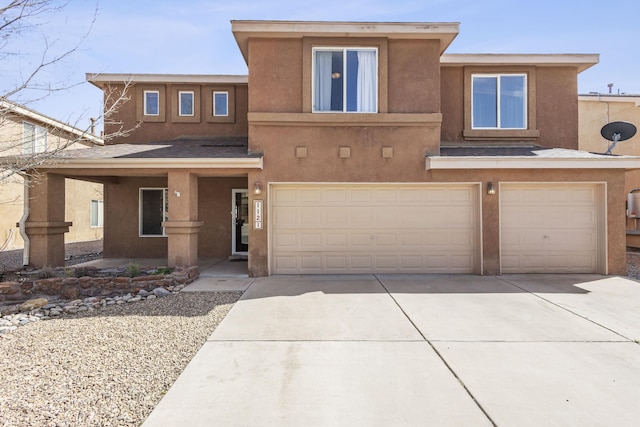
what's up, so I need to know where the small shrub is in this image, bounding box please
[38,266,54,279]
[153,267,173,276]
[126,262,141,278]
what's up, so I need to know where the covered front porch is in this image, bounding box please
[24,137,263,274]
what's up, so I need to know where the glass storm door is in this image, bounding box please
[232,189,249,255]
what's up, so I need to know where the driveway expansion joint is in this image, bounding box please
[373,274,498,427]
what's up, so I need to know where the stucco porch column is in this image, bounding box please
[163,171,202,267]
[25,173,71,267]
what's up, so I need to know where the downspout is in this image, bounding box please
[18,173,30,266]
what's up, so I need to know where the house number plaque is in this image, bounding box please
[254,200,263,230]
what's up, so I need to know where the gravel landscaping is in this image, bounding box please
[0,291,241,427]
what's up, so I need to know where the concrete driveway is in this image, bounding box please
[143,274,640,426]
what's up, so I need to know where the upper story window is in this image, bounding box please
[179,91,194,116]
[213,91,228,116]
[472,74,526,129]
[23,122,47,154]
[144,90,160,116]
[312,47,377,113]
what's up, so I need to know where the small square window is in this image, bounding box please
[213,92,228,116]
[144,91,160,116]
[179,91,194,116]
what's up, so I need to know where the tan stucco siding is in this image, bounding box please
[388,39,441,113]
[104,83,249,144]
[249,38,303,113]
[579,98,640,156]
[536,67,579,149]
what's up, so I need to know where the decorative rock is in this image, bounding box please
[153,288,171,298]
[20,298,49,311]
[127,296,142,303]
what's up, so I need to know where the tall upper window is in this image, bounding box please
[23,122,47,154]
[139,188,168,237]
[472,74,526,129]
[144,90,160,116]
[179,91,194,116]
[313,48,377,113]
[213,91,228,116]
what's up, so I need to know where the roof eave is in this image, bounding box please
[42,157,263,170]
[86,73,249,89]
[231,20,460,63]
[440,53,600,73]
[426,156,640,170]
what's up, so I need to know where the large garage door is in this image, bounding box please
[500,183,604,273]
[271,184,480,274]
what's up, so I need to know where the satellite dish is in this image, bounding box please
[601,121,637,155]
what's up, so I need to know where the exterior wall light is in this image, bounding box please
[253,182,263,196]
[487,182,496,195]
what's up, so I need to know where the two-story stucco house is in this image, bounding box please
[21,20,639,276]
[0,99,104,257]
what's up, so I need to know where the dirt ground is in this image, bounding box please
[0,240,103,273]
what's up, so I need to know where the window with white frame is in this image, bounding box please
[139,188,168,236]
[22,122,47,154]
[179,91,194,116]
[313,47,378,113]
[90,200,104,227]
[472,74,526,129]
[144,90,160,116]
[213,91,228,116]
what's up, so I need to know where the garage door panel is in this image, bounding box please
[271,184,479,274]
[500,184,601,274]
[273,232,297,249]
[326,233,348,247]
[299,233,323,249]
[272,207,298,227]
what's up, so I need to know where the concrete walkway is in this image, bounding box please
[143,274,640,426]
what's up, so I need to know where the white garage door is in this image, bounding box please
[271,184,480,274]
[500,183,604,273]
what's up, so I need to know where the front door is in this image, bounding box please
[232,189,249,255]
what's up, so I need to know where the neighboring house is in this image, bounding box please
[22,20,639,276]
[578,93,640,247]
[0,99,104,254]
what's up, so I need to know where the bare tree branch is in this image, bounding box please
[0,1,139,184]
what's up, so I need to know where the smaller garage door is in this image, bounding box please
[500,183,604,273]
[271,184,480,274]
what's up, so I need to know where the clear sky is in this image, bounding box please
[2,0,639,131]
